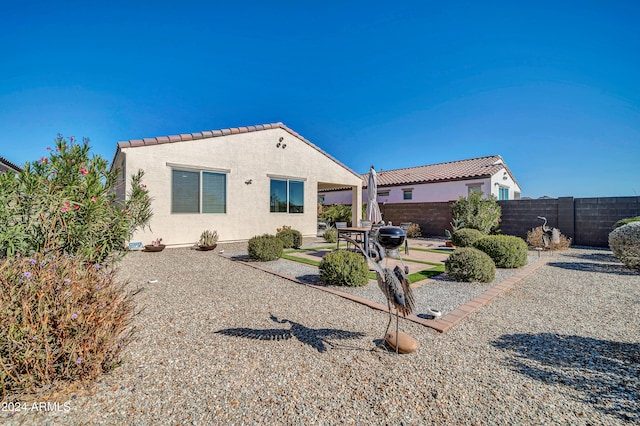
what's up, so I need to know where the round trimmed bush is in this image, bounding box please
[248,234,283,261]
[473,235,528,268]
[319,250,369,287]
[609,222,640,270]
[613,216,640,229]
[323,227,338,243]
[451,228,485,247]
[277,228,302,249]
[444,247,496,283]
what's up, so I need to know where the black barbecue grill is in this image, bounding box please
[376,226,406,250]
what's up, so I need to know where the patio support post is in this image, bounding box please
[351,185,362,226]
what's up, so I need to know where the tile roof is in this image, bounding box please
[116,122,290,149]
[0,156,22,172]
[112,122,361,179]
[369,155,515,187]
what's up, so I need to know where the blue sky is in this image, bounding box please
[2,0,639,198]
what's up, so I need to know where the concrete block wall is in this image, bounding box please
[379,196,640,247]
[574,197,640,247]
[498,199,560,240]
[382,201,454,238]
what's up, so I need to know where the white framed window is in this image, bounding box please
[270,179,304,213]
[499,187,509,200]
[171,168,227,214]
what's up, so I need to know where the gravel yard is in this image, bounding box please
[3,243,639,425]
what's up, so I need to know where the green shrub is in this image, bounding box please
[473,235,528,268]
[444,247,496,283]
[0,252,137,398]
[198,229,219,247]
[613,216,640,229]
[321,204,352,226]
[248,234,283,261]
[319,250,369,287]
[451,191,501,234]
[276,228,302,249]
[608,222,640,270]
[451,228,485,247]
[323,227,338,243]
[0,135,152,263]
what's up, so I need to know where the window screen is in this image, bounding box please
[172,170,199,213]
[202,172,226,213]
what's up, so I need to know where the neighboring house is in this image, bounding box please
[319,155,521,205]
[0,156,22,173]
[112,122,363,246]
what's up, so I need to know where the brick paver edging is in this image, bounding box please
[221,253,549,333]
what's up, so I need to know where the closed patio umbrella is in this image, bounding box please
[366,165,383,224]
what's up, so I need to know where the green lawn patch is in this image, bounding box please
[408,264,445,283]
[403,258,444,267]
[281,253,321,267]
[281,252,444,284]
[285,246,327,253]
[410,247,454,254]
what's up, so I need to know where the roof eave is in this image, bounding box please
[110,122,362,180]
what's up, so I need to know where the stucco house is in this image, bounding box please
[112,122,362,246]
[319,155,521,205]
[0,156,22,174]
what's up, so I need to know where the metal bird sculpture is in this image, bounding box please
[537,216,553,248]
[343,236,415,353]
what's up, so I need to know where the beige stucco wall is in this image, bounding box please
[118,128,362,246]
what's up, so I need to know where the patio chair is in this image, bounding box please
[369,223,383,244]
[335,222,351,250]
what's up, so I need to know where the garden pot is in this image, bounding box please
[144,244,165,252]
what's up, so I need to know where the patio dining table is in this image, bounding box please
[336,226,371,252]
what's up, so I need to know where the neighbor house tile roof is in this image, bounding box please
[369,155,517,188]
[0,156,21,173]
[112,122,361,179]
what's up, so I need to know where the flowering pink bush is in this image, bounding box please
[0,252,137,398]
[0,135,152,398]
[0,134,153,263]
